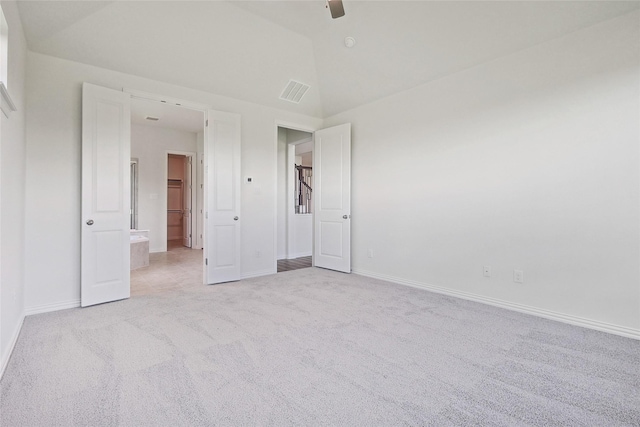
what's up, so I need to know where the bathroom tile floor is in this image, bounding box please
[130,243,204,297]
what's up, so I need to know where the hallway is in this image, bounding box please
[277,256,312,273]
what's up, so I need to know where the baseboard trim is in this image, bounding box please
[287,252,312,260]
[25,299,81,316]
[1,313,24,380]
[353,269,640,340]
[241,269,275,280]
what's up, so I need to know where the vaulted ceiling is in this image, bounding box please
[17,1,640,118]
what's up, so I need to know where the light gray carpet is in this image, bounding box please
[1,268,639,426]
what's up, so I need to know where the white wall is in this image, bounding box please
[131,124,197,253]
[299,152,312,166]
[23,52,322,312]
[0,0,27,375]
[292,215,312,258]
[324,11,640,335]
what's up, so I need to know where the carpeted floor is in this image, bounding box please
[1,268,639,426]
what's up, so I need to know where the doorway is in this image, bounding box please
[277,126,313,273]
[129,97,205,296]
[167,153,193,250]
[81,83,243,307]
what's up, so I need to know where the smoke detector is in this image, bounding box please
[344,37,356,48]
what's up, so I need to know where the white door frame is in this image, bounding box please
[274,121,317,273]
[164,150,197,251]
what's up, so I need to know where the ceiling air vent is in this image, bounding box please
[280,80,310,104]
[145,116,160,121]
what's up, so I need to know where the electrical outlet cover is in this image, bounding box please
[514,269,524,283]
[483,266,491,277]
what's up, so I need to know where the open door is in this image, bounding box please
[314,123,351,273]
[81,83,131,307]
[183,156,192,248]
[205,110,241,284]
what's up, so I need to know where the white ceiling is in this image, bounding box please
[17,1,640,118]
[131,97,204,134]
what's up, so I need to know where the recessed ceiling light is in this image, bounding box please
[344,37,356,48]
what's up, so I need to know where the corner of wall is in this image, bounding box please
[0,310,23,379]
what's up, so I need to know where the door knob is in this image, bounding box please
[86,219,94,226]
[234,216,239,221]
[343,215,348,219]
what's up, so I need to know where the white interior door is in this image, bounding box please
[183,156,192,248]
[81,83,131,307]
[314,123,351,273]
[205,110,241,284]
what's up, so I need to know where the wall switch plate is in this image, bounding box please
[367,249,374,258]
[514,269,524,283]
[483,266,491,277]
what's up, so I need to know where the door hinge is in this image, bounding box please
[206,119,209,127]
[205,258,208,265]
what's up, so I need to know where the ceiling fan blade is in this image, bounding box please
[328,0,345,19]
